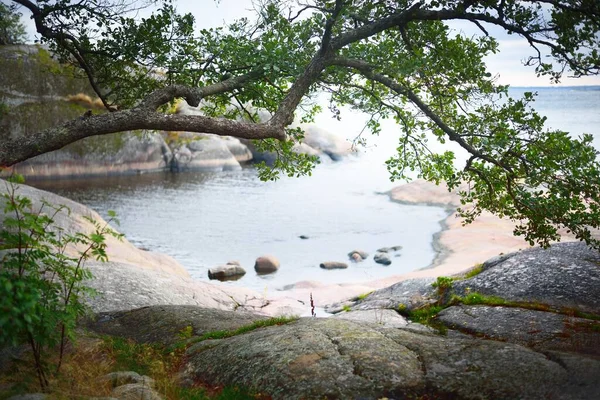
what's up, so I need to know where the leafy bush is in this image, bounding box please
[0,175,122,390]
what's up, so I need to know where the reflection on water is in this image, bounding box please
[31,163,448,292]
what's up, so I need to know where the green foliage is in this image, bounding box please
[190,315,298,344]
[357,291,373,301]
[342,305,351,312]
[0,176,122,389]
[0,3,26,45]
[103,336,261,399]
[11,0,600,250]
[177,325,194,340]
[462,264,485,280]
[431,276,454,300]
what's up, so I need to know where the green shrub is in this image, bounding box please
[0,175,122,390]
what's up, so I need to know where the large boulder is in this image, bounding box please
[86,305,267,346]
[451,242,600,315]
[437,305,600,356]
[8,131,172,179]
[181,317,600,399]
[299,123,352,161]
[169,132,243,172]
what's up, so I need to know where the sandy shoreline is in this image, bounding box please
[267,180,547,313]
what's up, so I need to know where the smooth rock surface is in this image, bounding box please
[437,305,600,356]
[254,255,280,274]
[207,264,246,280]
[0,182,186,276]
[451,242,600,314]
[333,309,409,328]
[85,261,261,313]
[170,133,242,172]
[319,261,348,270]
[182,317,599,400]
[330,278,436,313]
[373,252,392,265]
[87,305,266,345]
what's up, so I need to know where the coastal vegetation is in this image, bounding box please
[0,175,122,390]
[1,0,599,252]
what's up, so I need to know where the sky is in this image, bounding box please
[13,0,600,87]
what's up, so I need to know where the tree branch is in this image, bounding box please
[0,110,285,167]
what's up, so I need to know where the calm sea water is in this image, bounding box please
[30,86,600,292]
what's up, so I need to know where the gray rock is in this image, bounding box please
[373,252,392,265]
[208,264,246,280]
[377,246,402,253]
[333,309,409,328]
[343,278,437,312]
[171,133,242,172]
[347,250,368,262]
[8,132,172,179]
[221,137,252,163]
[102,371,155,388]
[319,261,348,270]
[254,255,280,274]
[181,317,600,400]
[452,242,600,314]
[112,383,162,400]
[437,305,600,355]
[86,305,266,345]
[300,124,351,161]
[84,261,256,313]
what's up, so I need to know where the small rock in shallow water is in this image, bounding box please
[320,261,349,270]
[348,250,369,261]
[299,235,309,239]
[254,255,280,274]
[208,264,246,280]
[374,253,392,265]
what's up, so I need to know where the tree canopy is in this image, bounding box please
[0,2,27,45]
[2,0,600,250]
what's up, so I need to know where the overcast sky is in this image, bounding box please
[15,0,600,87]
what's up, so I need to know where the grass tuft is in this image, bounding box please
[190,316,298,344]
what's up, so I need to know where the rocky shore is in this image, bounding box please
[2,181,599,399]
[0,45,351,180]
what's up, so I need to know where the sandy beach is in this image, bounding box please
[269,179,576,313]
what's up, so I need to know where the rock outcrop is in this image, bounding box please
[179,316,598,400]
[0,182,265,313]
[0,45,172,179]
[169,132,243,172]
